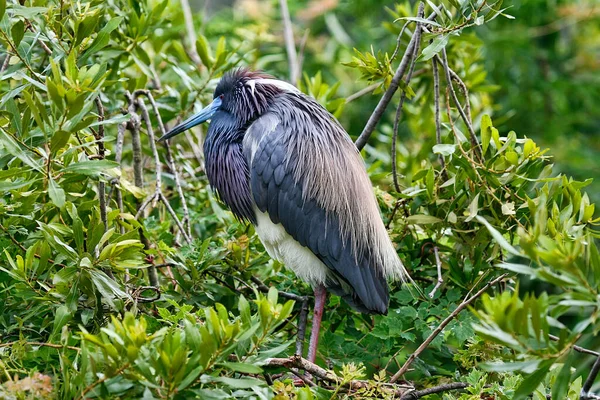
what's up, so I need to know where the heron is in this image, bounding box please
[159,69,408,363]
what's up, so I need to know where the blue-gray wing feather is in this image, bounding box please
[246,116,389,314]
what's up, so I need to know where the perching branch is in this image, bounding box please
[390,273,508,382]
[400,382,469,399]
[391,3,424,193]
[264,356,414,395]
[355,6,437,151]
[279,0,300,84]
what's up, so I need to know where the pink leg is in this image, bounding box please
[307,285,327,363]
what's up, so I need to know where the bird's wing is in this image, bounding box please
[243,101,406,314]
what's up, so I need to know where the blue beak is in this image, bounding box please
[158,97,222,142]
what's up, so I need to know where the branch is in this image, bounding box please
[264,356,413,395]
[428,246,443,298]
[355,8,436,151]
[390,273,508,382]
[582,356,600,399]
[180,0,202,67]
[295,297,309,357]
[431,56,448,179]
[439,48,480,160]
[279,0,300,83]
[391,3,424,193]
[400,382,469,399]
[548,334,600,357]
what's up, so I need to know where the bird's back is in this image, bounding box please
[244,91,408,314]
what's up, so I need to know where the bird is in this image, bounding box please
[158,69,409,363]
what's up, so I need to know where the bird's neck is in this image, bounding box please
[204,127,256,223]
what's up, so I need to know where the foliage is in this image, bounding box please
[0,0,599,399]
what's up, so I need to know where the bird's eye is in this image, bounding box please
[219,94,224,100]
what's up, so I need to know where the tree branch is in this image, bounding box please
[400,382,469,399]
[390,273,508,382]
[279,0,299,83]
[355,7,436,151]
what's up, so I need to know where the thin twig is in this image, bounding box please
[391,3,424,193]
[136,90,192,238]
[428,246,444,298]
[582,357,600,399]
[390,273,508,382]
[279,0,299,84]
[76,363,130,400]
[0,54,10,74]
[180,0,202,67]
[0,224,67,268]
[548,334,600,357]
[400,382,469,399]
[295,298,309,357]
[440,48,481,160]
[94,97,108,232]
[249,275,308,302]
[355,7,436,151]
[0,341,80,351]
[264,356,413,395]
[346,83,380,104]
[432,56,448,179]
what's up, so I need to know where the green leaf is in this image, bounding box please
[48,177,66,208]
[81,16,123,59]
[0,128,42,172]
[432,143,456,156]
[513,360,554,400]
[209,376,265,389]
[552,356,573,400]
[219,362,263,374]
[395,17,441,27]
[0,0,6,22]
[421,34,448,61]
[405,215,442,224]
[196,35,213,67]
[481,114,492,155]
[62,160,119,176]
[11,20,25,47]
[476,215,521,256]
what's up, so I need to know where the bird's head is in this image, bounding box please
[158,69,298,142]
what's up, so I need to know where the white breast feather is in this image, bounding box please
[254,209,328,286]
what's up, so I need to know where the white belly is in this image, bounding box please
[254,209,328,286]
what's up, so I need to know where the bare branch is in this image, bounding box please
[391,3,424,193]
[279,0,299,83]
[355,6,436,151]
[346,83,379,104]
[400,382,469,399]
[582,356,600,399]
[432,56,448,179]
[295,298,309,357]
[428,246,443,298]
[390,273,508,382]
[549,334,599,357]
[180,0,202,67]
[439,48,481,160]
[136,89,192,238]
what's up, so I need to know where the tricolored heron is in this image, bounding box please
[159,69,408,363]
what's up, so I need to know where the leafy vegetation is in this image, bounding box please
[0,0,599,399]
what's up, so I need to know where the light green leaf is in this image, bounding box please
[48,177,65,208]
[476,216,521,256]
[405,215,443,224]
